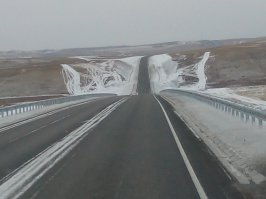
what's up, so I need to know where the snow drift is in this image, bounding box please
[62,56,142,96]
[149,52,210,93]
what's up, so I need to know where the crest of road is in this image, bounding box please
[0,57,245,199]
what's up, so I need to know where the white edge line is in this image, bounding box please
[154,95,208,199]
[160,95,201,140]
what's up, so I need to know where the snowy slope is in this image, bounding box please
[148,52,210,93]
[62,56,142,96]
[149,52,266,111]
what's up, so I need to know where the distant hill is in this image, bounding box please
[0,37,261,59]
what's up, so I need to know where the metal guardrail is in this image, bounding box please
[161,89,266,126]
[0,93,116,119]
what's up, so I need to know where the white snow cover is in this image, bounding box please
[148,52,210,93]
[194,52,210,90]
[152,52,266,185]
[162,92,266,184]
[62,56,142,96]
[204,88,266,111]
[149,54,180,93]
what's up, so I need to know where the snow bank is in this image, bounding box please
[194,52,210,90]
[62,56,142,96]
[149,52,210,93]
[148,54,179,93]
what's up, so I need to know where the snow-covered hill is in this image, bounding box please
[149,52,210,93]
[62,56,142,95]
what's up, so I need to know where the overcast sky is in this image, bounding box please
[1,0,266,51]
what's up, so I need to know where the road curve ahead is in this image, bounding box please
[0,57,244,199]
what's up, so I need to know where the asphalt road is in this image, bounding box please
[0,97,121,180]
[0,57,244,199]
[137,56,151,94]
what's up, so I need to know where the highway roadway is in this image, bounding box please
[0,57,244,199]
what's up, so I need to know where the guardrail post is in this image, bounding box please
[252,116,256,124]
[241,112,244,121]
[245,114,250,122]
[259,119,263,127]
[232,109,235,116]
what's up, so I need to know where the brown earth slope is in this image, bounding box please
[0,57,86,98]
[207,40,266,88]
[171,39,266,89]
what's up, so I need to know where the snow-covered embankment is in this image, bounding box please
[152,52,266,186]
[148,52,210,93]
[62,56,142,96]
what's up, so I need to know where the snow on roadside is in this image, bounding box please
[153,51,266,186]
[204,88,266,111]
[62,64,82,94]
[148,54,180,93]
[162,91,266,185]
[62,56,142,96]
[148,52,210,93]
[0,97,100,129]
[193,52,210,90]
[150,52,265,111]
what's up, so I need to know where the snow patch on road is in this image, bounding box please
[62,56,142,96]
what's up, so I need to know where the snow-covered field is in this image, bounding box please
[62,56,142,96]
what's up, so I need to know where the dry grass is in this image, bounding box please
[0,57,81,97]
[231,86,266,101]
[170,39,266,88]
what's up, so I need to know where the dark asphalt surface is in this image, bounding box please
[137,56,151,94]
[0,57,244,199]
[0,97,121,180]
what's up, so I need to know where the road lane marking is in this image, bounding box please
[7,115,72,144]
[160,95,201,140]
[0,97,127,199]
[154,95,208,199]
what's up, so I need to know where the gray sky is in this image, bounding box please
[1,0,266,51]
